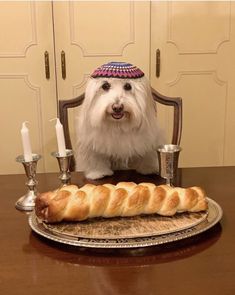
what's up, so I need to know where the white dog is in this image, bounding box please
[75,62,165,180]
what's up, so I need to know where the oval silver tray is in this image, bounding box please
[29,197,222,249]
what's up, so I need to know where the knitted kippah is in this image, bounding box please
[91,61,144,79]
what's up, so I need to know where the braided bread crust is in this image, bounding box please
[35,182,208,223]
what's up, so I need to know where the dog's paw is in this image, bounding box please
[85,169,114,180]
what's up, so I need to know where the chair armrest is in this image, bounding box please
[151,88,182,145]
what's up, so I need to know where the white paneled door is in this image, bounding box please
[0,2,58,174]
[53,1,150,99]
[151,1,235,167]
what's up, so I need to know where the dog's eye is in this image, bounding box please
[101,82,111,91]
[124,83,132,91]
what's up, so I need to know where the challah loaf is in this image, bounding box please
[35,182,208,223]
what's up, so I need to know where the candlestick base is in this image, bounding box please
[15,191,37,211]
[15,154,41,211]
[51,149,73,186]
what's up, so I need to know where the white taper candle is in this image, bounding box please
[55,118,66,156]
[21,122,33,162]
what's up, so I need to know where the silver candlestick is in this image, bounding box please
[157,144,182,186]
[15,154,41,211]
[51,149,73,186]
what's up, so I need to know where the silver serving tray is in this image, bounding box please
[29,198,222,249]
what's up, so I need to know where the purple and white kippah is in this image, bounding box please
[91,62,144,79]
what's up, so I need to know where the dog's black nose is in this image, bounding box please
[112,103,124,113]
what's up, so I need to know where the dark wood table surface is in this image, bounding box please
[0,167,235,295]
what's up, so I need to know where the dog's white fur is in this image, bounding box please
[75,76,165,179]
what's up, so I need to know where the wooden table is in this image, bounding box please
[0,167,234,295]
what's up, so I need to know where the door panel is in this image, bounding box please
[0,2,37,57]
[70,1,135,56]
[151,1,233,167]
[168,72,227,167]
[53,1,150,98]
[0,2,58,174]
[167,1,230,54]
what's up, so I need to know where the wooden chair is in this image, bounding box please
[59,88,182,171]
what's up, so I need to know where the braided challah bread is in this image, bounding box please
[35,182,208,223]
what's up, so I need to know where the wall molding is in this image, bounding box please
[69,1,135,57]
[167,1,231,55]
[0,2,37,58]
[167,70,227,87]
[72,74,90,97]
[0,74,45,170]
[166,69,228,166]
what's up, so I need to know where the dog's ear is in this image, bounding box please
[84,78,99,105]
[135,76,157,114]
[78,78,99,124]
[142,77,157,112]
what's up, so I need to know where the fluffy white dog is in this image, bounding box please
[75,62,165,180]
